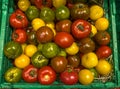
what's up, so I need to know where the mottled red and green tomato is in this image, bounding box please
[94,31,110,45]
[67,55,80,68]
[78,37,95,53]
[70,3,89,20]
[51,56,68,73]
[36,26,54,43]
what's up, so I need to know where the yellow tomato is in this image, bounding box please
[90,25,97,37]
[21,43,27,53]
[14,54,30,69]
[95,17,109,31]
[79,69,94,85]
[46,21,55,29]
[95,59,112,75]
[65,42,79,55]
[46,22,56,36]
[90,5,104,20]
[32,18,45,31]
[18,0,31,11]
[81,52,98,68]
[24,44,37,57]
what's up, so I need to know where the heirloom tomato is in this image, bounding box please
[4,67,22,83]
[71,19,91,39]
[22,65,38,83]
[9,9,28,28]
[38,66,56,85]
[95,45,112,59]
[54,32,74,48]
[4,41,23,59]
[51,56,68,73]
[60,69,78,85]
[12,29,27,44]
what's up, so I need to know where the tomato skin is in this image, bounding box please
[22,65,38,83]
[95,45,112,59]
[54,32,74,48]
[9,9,28,29]
[60,69,78,85]
[71,19,91,39]
[38,66,56,85]
[12,29,27,44]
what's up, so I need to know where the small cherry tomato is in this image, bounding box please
[94,31,110,45]
[22,65,38,83]
[60,69,78,85]
[31,0,52,9]
[12,29,27,44]
[95,45,112,59]
[38,66,56,85]
[9,9,28,28]
[71,19,91,39]
[54,32,74,48]
[51,56,68,73]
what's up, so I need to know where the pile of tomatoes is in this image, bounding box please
[3,0,113,85]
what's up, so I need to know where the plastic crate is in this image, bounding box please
[116,0,120,86]
[0,0,119,88]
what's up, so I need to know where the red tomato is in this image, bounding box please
[9,9,28,29]
[12,29,27,44]
[22,65,38,83]
[54,32,74,48]
[60,69,78,85]
[95,45,112,59]
[32,0,52,9]
[38,66,56,85]
[71,19,91,39]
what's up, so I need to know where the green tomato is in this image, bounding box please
[40,7,55,22]
[57,49,67,57]
[31,51,49,68]
[89,68,98,78]
[25,6,39,21]
[41,42,60,58]
[37,43,43,52]
[55,5,70,20]
[4,67,22,83]
[4,41,23,59]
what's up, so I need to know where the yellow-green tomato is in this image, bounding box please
[65,42,79,55]
[18,0,31,11]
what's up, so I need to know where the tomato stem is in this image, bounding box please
[13,33,18,39]
[16,15,22,20]
[30,70,37,77]
[77,24,84,31]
